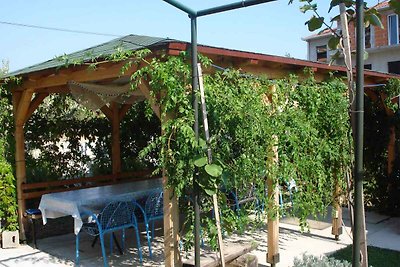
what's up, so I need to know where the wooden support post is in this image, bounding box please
[388,126,396,176]
[12,89,33,241]
[332,175,343,240]
[162,173,181,267]
[111,102,121,180]
[267,135,280,267]
[160,108,181,266]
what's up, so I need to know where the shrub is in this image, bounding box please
[293,254,351,267]
[0,141,18,231]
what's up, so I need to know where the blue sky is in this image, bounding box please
[0,0,377,72]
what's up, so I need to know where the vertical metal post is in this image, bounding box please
[353,1,364,266]
[162,2,277,266]
[191,16,201,267]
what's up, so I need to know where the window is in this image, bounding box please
[365,26,372,48]
[316,45,327,62]
[364,64,372,70]
[388,14,399,45]
[388,61,400,74]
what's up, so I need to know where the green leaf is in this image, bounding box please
[306,16,324,32]
[364,51,369,61]
[390,0,400,15]
[368,14,383,29]
[328,36,341,50]
[328,0,342,13]
[205,164,223,177]
[194,156,208,167]
[344,0,354,8]
[300,4,317,14]
[199,138,207,149]
[204,188,217,196]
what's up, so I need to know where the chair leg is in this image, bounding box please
[145,220,152,258]
[134,226,143,264]
[151,221,155,240]
[122,229,125,251]
[32,218,38,249]
[99,234,108,267]
[75,232,80,266]
[112,233,123,255]
[109,233,113,254]
[91,236,98,247]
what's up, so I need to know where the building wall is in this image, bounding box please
[375,13,388,47]
[308,7,400,73]
[307,35,333,62]
[305,6,400,73]
[348,9,390,51]
[365,47,400,73]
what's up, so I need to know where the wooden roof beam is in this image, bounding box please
[19,61,138,91]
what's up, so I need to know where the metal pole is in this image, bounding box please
[162,2,277,266]
[197,0,276,17]
[353,1,364,266]
[191,16,201,267]
[162,0,196,16]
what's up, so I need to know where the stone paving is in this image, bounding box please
[1,211,399,266]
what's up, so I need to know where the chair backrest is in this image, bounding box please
[99,201,135,231]
[145,190,163,218]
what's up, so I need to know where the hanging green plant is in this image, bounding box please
[133,52,352,248]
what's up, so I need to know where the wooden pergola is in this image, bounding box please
[7,34,398,266]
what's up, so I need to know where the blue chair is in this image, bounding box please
[228,185,262,214]
[24,208,42,249]
[134,189,163,257]
[76,201,143,266]
[279,179,297,212]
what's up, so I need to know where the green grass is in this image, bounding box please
[330,245,400,267]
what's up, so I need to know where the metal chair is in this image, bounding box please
[76,201,143,266]
[24,208,42,249]
[279,179,297,214]
[134,189,163,257]
[228,184,262,214]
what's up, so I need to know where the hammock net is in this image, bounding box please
[68,81,142,111]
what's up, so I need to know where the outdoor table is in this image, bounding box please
[38,178,162,235]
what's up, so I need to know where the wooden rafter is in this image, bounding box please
[24,93,49,124]
[138,79,161,119]
[15,89,34,126]
[100,105,113,121]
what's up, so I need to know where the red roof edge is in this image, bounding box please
[167,42,398,80]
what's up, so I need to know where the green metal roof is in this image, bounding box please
[7,34,176,77]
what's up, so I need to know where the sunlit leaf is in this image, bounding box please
[205,164,223,177]
[194,156,208,167]
[306,16,324,32]
[328,36,341,50]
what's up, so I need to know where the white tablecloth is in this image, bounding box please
[39,178,162,234]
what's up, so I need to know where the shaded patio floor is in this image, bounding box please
[1,209,400,266]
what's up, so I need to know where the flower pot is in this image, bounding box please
[1,230,19,248]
